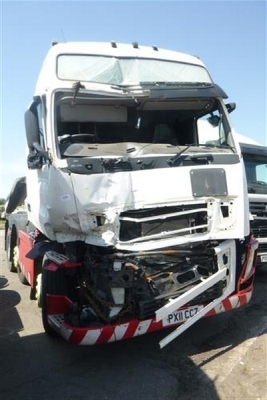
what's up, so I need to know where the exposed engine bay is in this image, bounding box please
[46,239,224,328]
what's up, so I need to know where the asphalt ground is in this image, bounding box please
[0,229,266,400]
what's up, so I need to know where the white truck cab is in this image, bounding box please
[240,140,267,267]
[6,42,257,347]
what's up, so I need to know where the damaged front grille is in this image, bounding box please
[119,204,208,242]
[66,242,221,326]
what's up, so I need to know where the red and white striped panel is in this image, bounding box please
[48,289,253,345]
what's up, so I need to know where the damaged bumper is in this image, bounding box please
[44,237,258,348]
[46,290,253,347]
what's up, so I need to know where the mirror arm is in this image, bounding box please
[32,142,48,160]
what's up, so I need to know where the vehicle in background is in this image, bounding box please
[4,177,28,280]
[4,41,258,348]
[240,141,267,267]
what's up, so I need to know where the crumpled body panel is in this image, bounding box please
[26,161,249,249]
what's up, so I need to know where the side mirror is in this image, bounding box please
[208,115,220,127]
[25,101,48,169]
[25,107,40,150]
[27,148,48,170]
[226,103,236,114]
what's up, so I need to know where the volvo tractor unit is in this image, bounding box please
[5,42,258,348]
[240,141,267,267]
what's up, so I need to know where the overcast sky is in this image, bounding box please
[1,0,266,198]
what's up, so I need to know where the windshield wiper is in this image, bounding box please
[140,81,212,87]
[111,84,142,90]
[110,84,149,97]
[167,142,236,166]
[167,146,191,166]
[198,142,235,152]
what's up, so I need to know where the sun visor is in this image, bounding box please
[59,104,128,122]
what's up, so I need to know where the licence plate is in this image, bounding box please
[162,305,203,327]
[260,254,267,262]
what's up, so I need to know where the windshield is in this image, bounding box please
[57,55,212,85]
[243,154,267,194]
[55,91,233,160]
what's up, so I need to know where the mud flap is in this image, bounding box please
[156,239,236,348]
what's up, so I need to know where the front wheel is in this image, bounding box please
[41,257,67,338]
[14,245,29,285]
[6,229,16,272]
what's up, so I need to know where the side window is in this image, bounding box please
[36,102,46,149]
[197,109,227,146]
[255,163,267,184]
[244,156,267,194]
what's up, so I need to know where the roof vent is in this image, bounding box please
[111,41,117,48]
[152,45,158,51]
[132,42,139,49]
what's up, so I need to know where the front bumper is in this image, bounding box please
[47,289,253,346]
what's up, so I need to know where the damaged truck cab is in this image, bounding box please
[8,42,258,347]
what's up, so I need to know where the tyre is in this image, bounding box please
[41,257,67,337]
[36,273,42,308]
[14,245,29,285]
[17,266,29,285]
[6,229,16,272]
